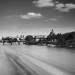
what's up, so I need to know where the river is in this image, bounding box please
[0,43,75,75]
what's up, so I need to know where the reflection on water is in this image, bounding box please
[8,44,75,72]
[21,45,75,71]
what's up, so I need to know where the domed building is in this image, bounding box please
[47,29,56,42]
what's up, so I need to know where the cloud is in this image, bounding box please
[50,18,58,21]
[45,16,62,22]
[57,16,63,18]
[20,12,42,19]
[55,3,75,12]
[0,15,18,19]
[33,0,54,7]
[33,0,75,12]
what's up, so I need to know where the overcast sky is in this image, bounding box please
[0,0,75,37]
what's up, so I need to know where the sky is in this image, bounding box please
[0,0,75,37]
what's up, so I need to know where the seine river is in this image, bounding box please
[18,45,75,71]
[1,44,75,75]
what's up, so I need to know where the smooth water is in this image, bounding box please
[18,45,75,71]
[6,43,75,72]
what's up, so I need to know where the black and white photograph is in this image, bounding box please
[0,0,75,75]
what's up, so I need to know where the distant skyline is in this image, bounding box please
[0,0,75,38]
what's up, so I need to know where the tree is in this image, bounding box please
[25,35,33,42]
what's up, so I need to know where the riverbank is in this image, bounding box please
[44,42,75,49]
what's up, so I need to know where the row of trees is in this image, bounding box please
[25,29,75,48]
[47,31,75,48]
